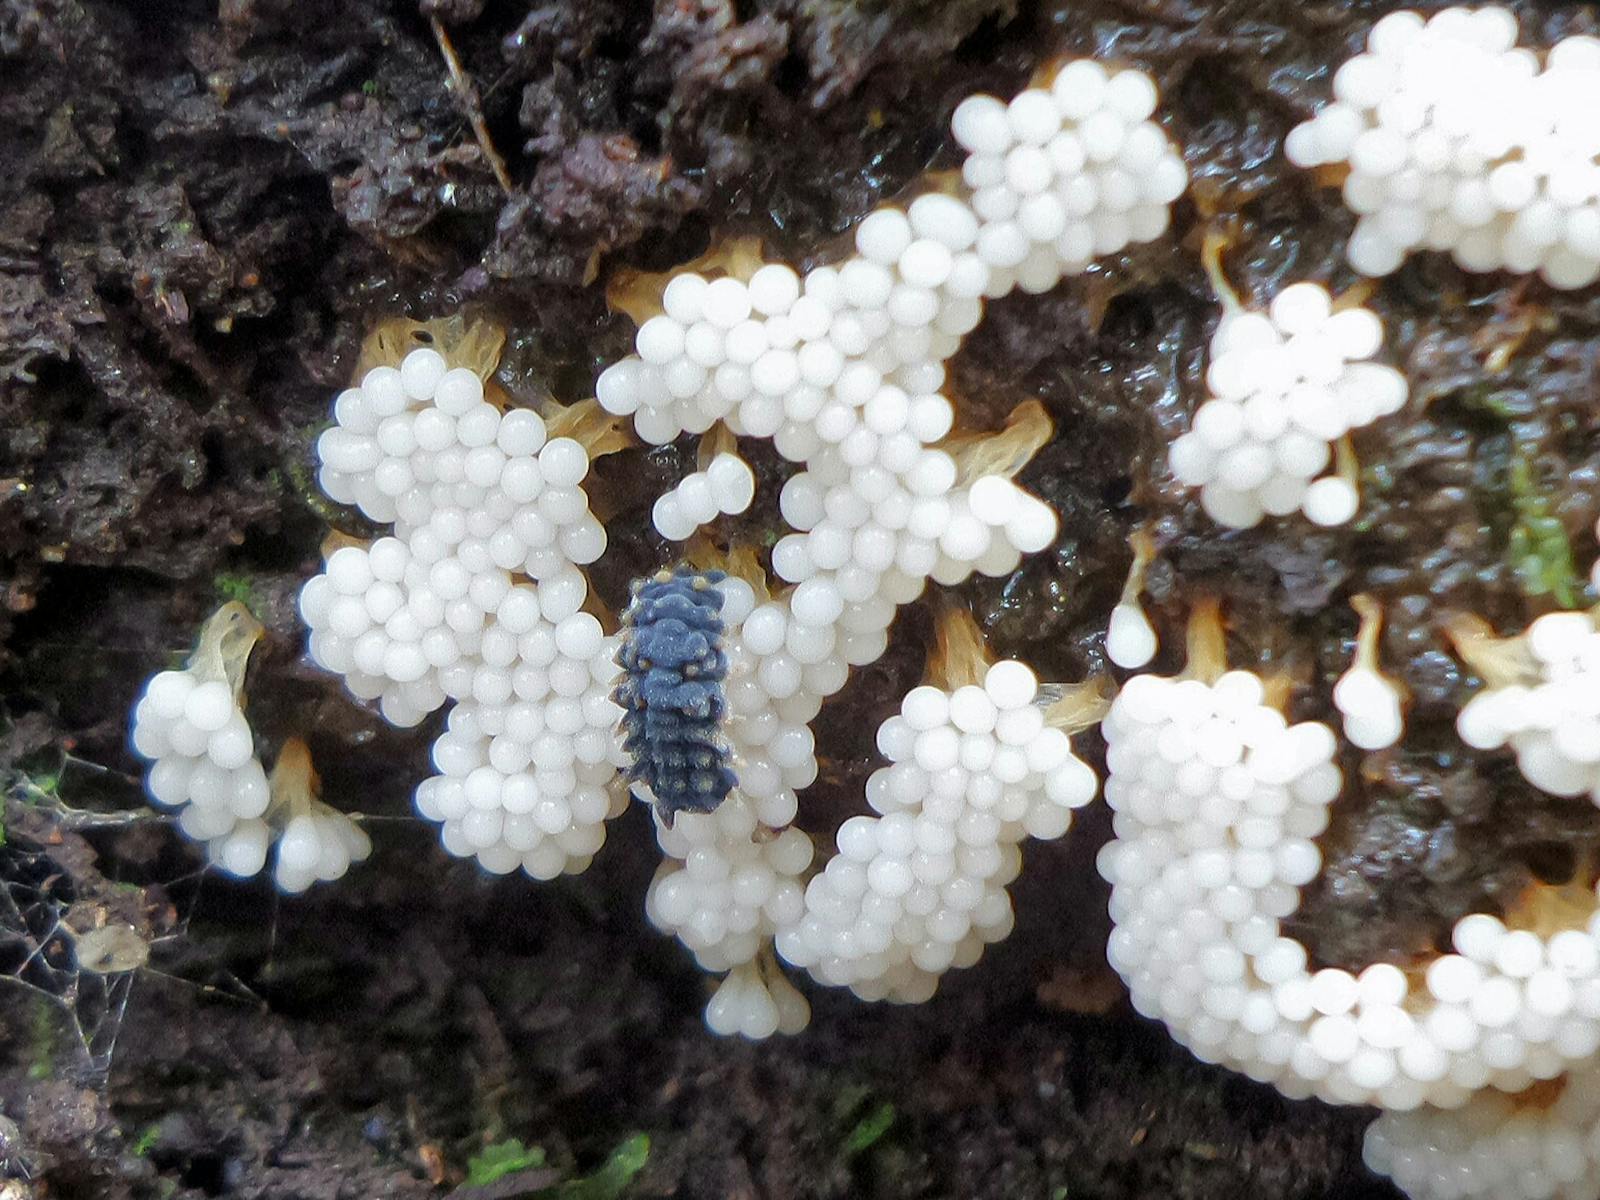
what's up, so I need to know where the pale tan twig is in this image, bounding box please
[429,17,514,196]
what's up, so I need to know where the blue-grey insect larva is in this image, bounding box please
[616,567,737,819]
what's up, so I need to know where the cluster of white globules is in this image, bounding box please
[1167,283,1407,529]
[1286,6,1600,289]
[303,348,629,878]
[130,667,370,892]
[130,669,272,866]
[775,662,1097,1001]
[646,789,813,981]
[269,801,373,894]
[952,60,1189,291]
[1102,668,1600,1111]
[640,573,824,1030]
[595,63,1185,1015]
[598,58,1188,440]
[1457,612,1600,804]
[645,791,815,1038]
[651,452,757,541]
[1334,660,1406,750]
[1365,1065,1600,1200]
[702,955,812,1040]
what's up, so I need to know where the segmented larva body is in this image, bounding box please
[616,568,738,819]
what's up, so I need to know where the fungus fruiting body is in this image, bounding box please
[1168,282,1406,529]
[616,568,737,819]
[1287,5,1600,287]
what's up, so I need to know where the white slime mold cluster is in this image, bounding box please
[144,59,1179,1029]
[1168,282,1407,529]
[130,605,273,865]
[254,58,1185,1029]
[1362,532,1600,1193]
[1287,5,1600,287]
[948,60,1188,290]
[1456,612,1600,804]
[776,659,1099,1002]
[119,20,1600,1198]
[302,343,630,880]
[1100,633,1600,1113]
[593,59,1187,1022]
[651,451,757,541]
[129,606,370,891]
[1365,1065,1600,1200]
